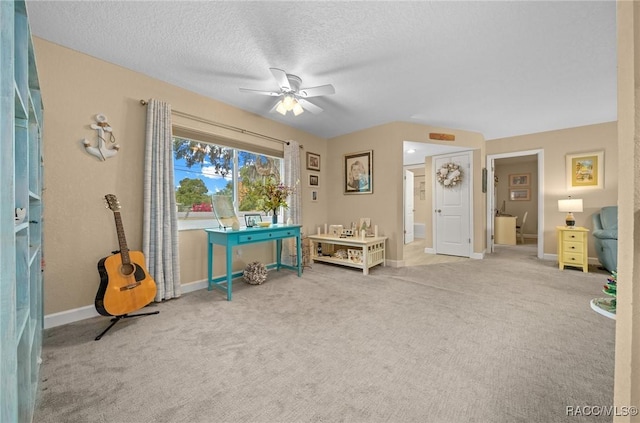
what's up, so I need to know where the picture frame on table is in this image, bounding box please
[344,150,373,194]
[509,188,530,201]
[566,151,603,189]
[306,152,321,171]
[509,173,530,187]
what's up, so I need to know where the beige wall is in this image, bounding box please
[328,122,486,262]
[486,122,618,258]
[35,38,327,314]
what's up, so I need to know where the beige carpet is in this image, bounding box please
[34,246,614,423]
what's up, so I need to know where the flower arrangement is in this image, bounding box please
[436,162,463,187]
[246,176,296,215]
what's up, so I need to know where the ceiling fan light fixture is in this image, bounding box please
[292,102,304,116]
[275,101,287,115]
[282,95,295,111]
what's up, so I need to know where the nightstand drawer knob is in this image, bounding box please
[571,246,575,249]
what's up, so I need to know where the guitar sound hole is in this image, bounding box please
[120,263,135,276]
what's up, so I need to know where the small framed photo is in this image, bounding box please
[509,173,530,187]
[306,152,321,171]
[566,151,603,189]
[310,190,318,202]
[358,217,371,231]
[509,188,530,201]
[308,173,319,187]
[344,150,373,194]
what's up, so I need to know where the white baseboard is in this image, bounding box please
[470,251,485,260]
[44,305,100,329]
[386,259,403,268]
[44,279,210,329]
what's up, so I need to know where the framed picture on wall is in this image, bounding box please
[509,188,530,201]
[311,190,318,202]
[309,174,319,187]
[344,150,373,194]
[306,152,321,171]
[509,173,530,187]
[566,151,603,189]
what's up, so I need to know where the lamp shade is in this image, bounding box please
[558,198,583,213]
[275,101,287,115]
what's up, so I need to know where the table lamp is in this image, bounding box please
[558,197,583,228]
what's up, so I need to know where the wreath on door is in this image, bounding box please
[436,162,463,187]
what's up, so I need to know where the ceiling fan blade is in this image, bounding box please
[298,98,324,114]
[239,88,281,97]
[269,68,291,91]
[298,84,335,98]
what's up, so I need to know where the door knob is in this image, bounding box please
[435,209,442,213]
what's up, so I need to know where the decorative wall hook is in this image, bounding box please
[82,114,120,161]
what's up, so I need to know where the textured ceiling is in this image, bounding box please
[27,1,617,141]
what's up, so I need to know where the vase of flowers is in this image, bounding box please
[245,176,295,224]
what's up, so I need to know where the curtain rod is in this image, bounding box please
[140,99,301,147]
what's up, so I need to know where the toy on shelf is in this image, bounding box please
[14,208,26,224]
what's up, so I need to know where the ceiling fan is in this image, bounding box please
[240,68,335,116]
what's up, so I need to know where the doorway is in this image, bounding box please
[403,142,474,264]
[487,149,544,258]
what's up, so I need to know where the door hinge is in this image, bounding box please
[469,238,471,243]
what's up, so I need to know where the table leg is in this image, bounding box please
[363,244,369,275]
[226,245,233,301]
[207,240,213,290]
[276,239,282,271]
[296,234,302,276]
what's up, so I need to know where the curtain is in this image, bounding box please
[284,140,302,224]
[143,99,181,301]
[283,140,302,265]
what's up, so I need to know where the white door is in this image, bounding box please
[433,152,471,257]
[404,169,414,244]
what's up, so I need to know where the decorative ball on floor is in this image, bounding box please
[243,261,267,285]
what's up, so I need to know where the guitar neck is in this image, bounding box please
[112,211,131,264]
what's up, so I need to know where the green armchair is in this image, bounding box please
[592,206,618,273]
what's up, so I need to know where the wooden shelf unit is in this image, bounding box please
[1,2,45,421]
[308,234,387,275]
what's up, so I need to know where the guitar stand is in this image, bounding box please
[95,310,159,341]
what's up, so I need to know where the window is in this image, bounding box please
[173,135,283,230]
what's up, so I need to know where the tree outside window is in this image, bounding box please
[173,136,282,222]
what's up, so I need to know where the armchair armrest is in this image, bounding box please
[592,229,618,240]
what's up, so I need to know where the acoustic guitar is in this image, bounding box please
[95,194,157,316]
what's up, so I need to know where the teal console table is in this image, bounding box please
[205,224,302,300]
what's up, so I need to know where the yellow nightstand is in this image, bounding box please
[557,226,589,272]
